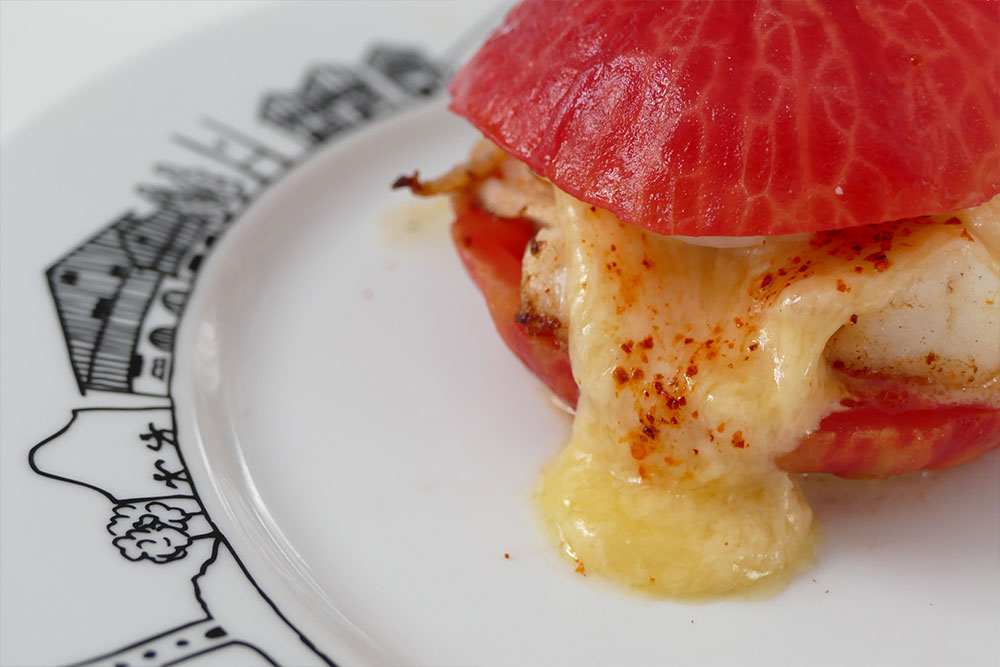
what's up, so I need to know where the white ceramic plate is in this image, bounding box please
[2,4,998,667]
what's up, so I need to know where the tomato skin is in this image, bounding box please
[450,199,999,477]
[450,195,579,405]
[450,0,1000,237]
[777,405,1000,477]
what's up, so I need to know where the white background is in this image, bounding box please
[1,1,269,142]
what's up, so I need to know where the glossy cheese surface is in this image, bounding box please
[537,192,1000,595]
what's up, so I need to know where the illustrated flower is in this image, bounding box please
[108,501,192,563]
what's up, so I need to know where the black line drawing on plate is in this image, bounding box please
[174,118,297,187]
[260,45,443,145]
[47,164,247,398]
[29,407,324,666]
[32,43,448,667]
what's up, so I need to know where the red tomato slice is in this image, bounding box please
[450,0,1000,236]
[778,405,1000,477]
[450,195,579,405]
[450,199,999,477]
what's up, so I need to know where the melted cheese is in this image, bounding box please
[537,191,1000,596]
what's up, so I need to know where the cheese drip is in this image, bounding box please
[537,191,999,596]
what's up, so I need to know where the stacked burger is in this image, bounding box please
[399,0,999,595]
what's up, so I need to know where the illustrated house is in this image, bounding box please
[48,225,161,395]
[260,45,443,145]
[260,64,386,144]
[365,45,444,97]
[47,167,246,397]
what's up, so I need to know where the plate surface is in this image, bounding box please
[175,100,1000,666]
[1,3,998,667]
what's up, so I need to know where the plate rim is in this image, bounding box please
[1,3,500,665]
